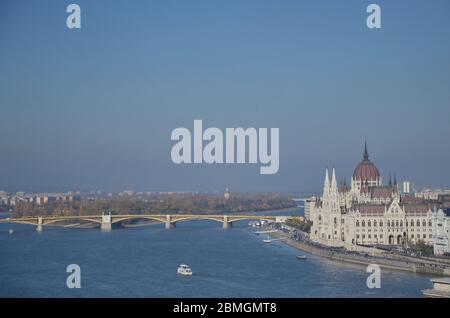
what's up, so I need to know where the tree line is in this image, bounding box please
[12,193,297,217]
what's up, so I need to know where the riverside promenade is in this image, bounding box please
[272,227,450,276]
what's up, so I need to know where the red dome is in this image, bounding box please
[352,142,380,181]
[353,161,380,181]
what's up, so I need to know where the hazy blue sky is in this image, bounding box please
[1,0,449,193]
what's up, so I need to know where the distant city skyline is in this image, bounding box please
[0,141,444,194]
[1,0,450,192]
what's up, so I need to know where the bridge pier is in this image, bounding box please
[223,215,232,229]
[165,221,176,229]
[101,213,112,231]
[36,217,43,232]
[223,222,232,229]
[165,215,176,229]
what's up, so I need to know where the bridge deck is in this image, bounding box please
[0,214,301,224]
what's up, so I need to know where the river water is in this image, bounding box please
[0,209,433,297]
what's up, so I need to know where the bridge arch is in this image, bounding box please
[171,216,225,223]
[43,217,103,225]
[111,216,167,224]
[228,216,275,223]
[11,220,38,226]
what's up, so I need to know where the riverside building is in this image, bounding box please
[309,143,436,248]
[432,208,450,255]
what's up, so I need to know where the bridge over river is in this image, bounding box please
[0,213,301,231]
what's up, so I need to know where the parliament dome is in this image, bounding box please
[353,142,380,181]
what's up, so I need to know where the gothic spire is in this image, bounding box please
[363,140,369,161]
[331,167,338,192]
[323,167,330,195]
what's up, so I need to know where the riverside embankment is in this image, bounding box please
[272,230,450,276]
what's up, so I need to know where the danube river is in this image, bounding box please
[0,209,433,297]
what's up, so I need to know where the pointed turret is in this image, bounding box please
[331,167,338,193]
[323,168,330,195]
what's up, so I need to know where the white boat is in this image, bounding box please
[264,238,285,243]
[423,278,450,298]
[248,221,262,228]
[254,230,277,235]
[177,264,193,276]
[296,255,307,260]
[263,234,272,243]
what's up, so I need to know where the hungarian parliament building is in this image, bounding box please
[307,142,449,249]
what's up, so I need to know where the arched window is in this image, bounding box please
[356,220,360,227]
[387,220,390,227]
[374,221,377,227]
[380,220,383,227]
[428,221,432,227]
[368,221,371,227]
[396,220,399,227]
[410,220,414,227]
[422,220,426,227]
[400,221,403,227]
[416,220,420,226]
[362,221,365,227]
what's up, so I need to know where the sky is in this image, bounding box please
[0,0,449,193]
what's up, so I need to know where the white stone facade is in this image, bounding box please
[432,209,450,255]
[309,144,434,248]
[304,197,316,221]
